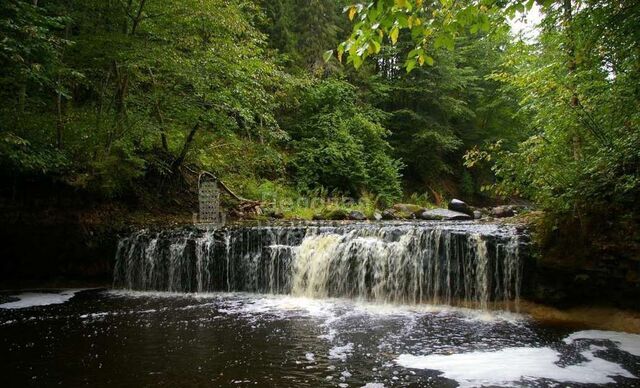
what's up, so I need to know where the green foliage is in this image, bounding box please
[0,0,69,96]
[5,0,636,238]
[0,0,287,198]
[285,79,403,205]
[360,26,524,198]
[0,0,529,208]
[259,0,346,74]
[0,132,68,175]
[338,0,541,71]
[465,1,640,219]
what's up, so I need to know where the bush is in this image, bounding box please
[286,79,403,205]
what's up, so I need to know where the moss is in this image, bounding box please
[321,208,348,220]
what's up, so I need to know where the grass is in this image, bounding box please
[264,192,379,220]
[225,177,439,220]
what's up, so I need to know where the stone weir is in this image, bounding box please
[113,221,529,309]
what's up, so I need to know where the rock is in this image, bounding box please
[372,212,382,221]
[387,203,425,219]
[347,210,367,221]
[267,210,284,219]
[418,208,472,221]
[491,206,515,218]
[448,199,473,216]
[473,210,483,220]
[392,203,424,214]
[322,209,348,220]
[381,209,396,220]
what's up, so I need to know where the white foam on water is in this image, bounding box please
[0,289,85,309]
[318,328,338,342]
[107,289,197,299]
[107,289,525,323]
[80,312,110,319]
[329,343,354,362]
[361,383,385,388]
[305,352,315,362]
[396,345,636,387]
[564,330,640,356]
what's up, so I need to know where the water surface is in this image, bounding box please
[1,289,639,387]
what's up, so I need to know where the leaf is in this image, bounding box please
[395,0,409,9]
[348,6,357,21]
[424,55,434,66]
[434,34,454,50]
[406,58,416,73]
[323,50,334,63]
[352,55,363,69]
[371,39,381,54]
[390,27,399,44]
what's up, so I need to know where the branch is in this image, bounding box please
[197,171,253,203]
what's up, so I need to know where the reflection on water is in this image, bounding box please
[0,289,638,387]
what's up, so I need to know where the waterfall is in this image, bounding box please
[113,222,527,309]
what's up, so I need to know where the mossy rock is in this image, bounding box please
[320,209,349,220]
[347,210,367,221]
[385,203,426,219]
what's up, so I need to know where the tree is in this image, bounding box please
[465,0,640,219]
[335,0,548,71]
[284,79,403,204]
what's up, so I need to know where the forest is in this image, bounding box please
[1,2,640,386]
[1,0,639,253]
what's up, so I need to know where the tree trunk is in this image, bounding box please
[18,84,26,114]
[171,121,200,170]
[130,0,147,35]
[148,67,169,152]
[563,0,582,160]
[56,91,63,149]
[157,105,169,152]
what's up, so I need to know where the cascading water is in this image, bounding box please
[113,221,527,309]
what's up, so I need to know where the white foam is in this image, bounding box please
[305,352,315,362]
[329,343,354,362]
[361,384,385,388]
[564,330,640,356]
[318,328,338,342]
[0,289,85,309]
[80,312,110,319]
[396,346,635,387]
[109,289,525,323]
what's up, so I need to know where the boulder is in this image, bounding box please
[491,206,515,218]
[386,203,425,219]
[418,208,472,221]
[448,198,473,216]
[372,212,383,221]
[347,210,367,221]
[392,203,424,214]
[267,210,284,219]
[322,209,349,220]
[473,210,483,220]
[381,209,396,220]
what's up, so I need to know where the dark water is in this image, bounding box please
[1,289,639,387]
